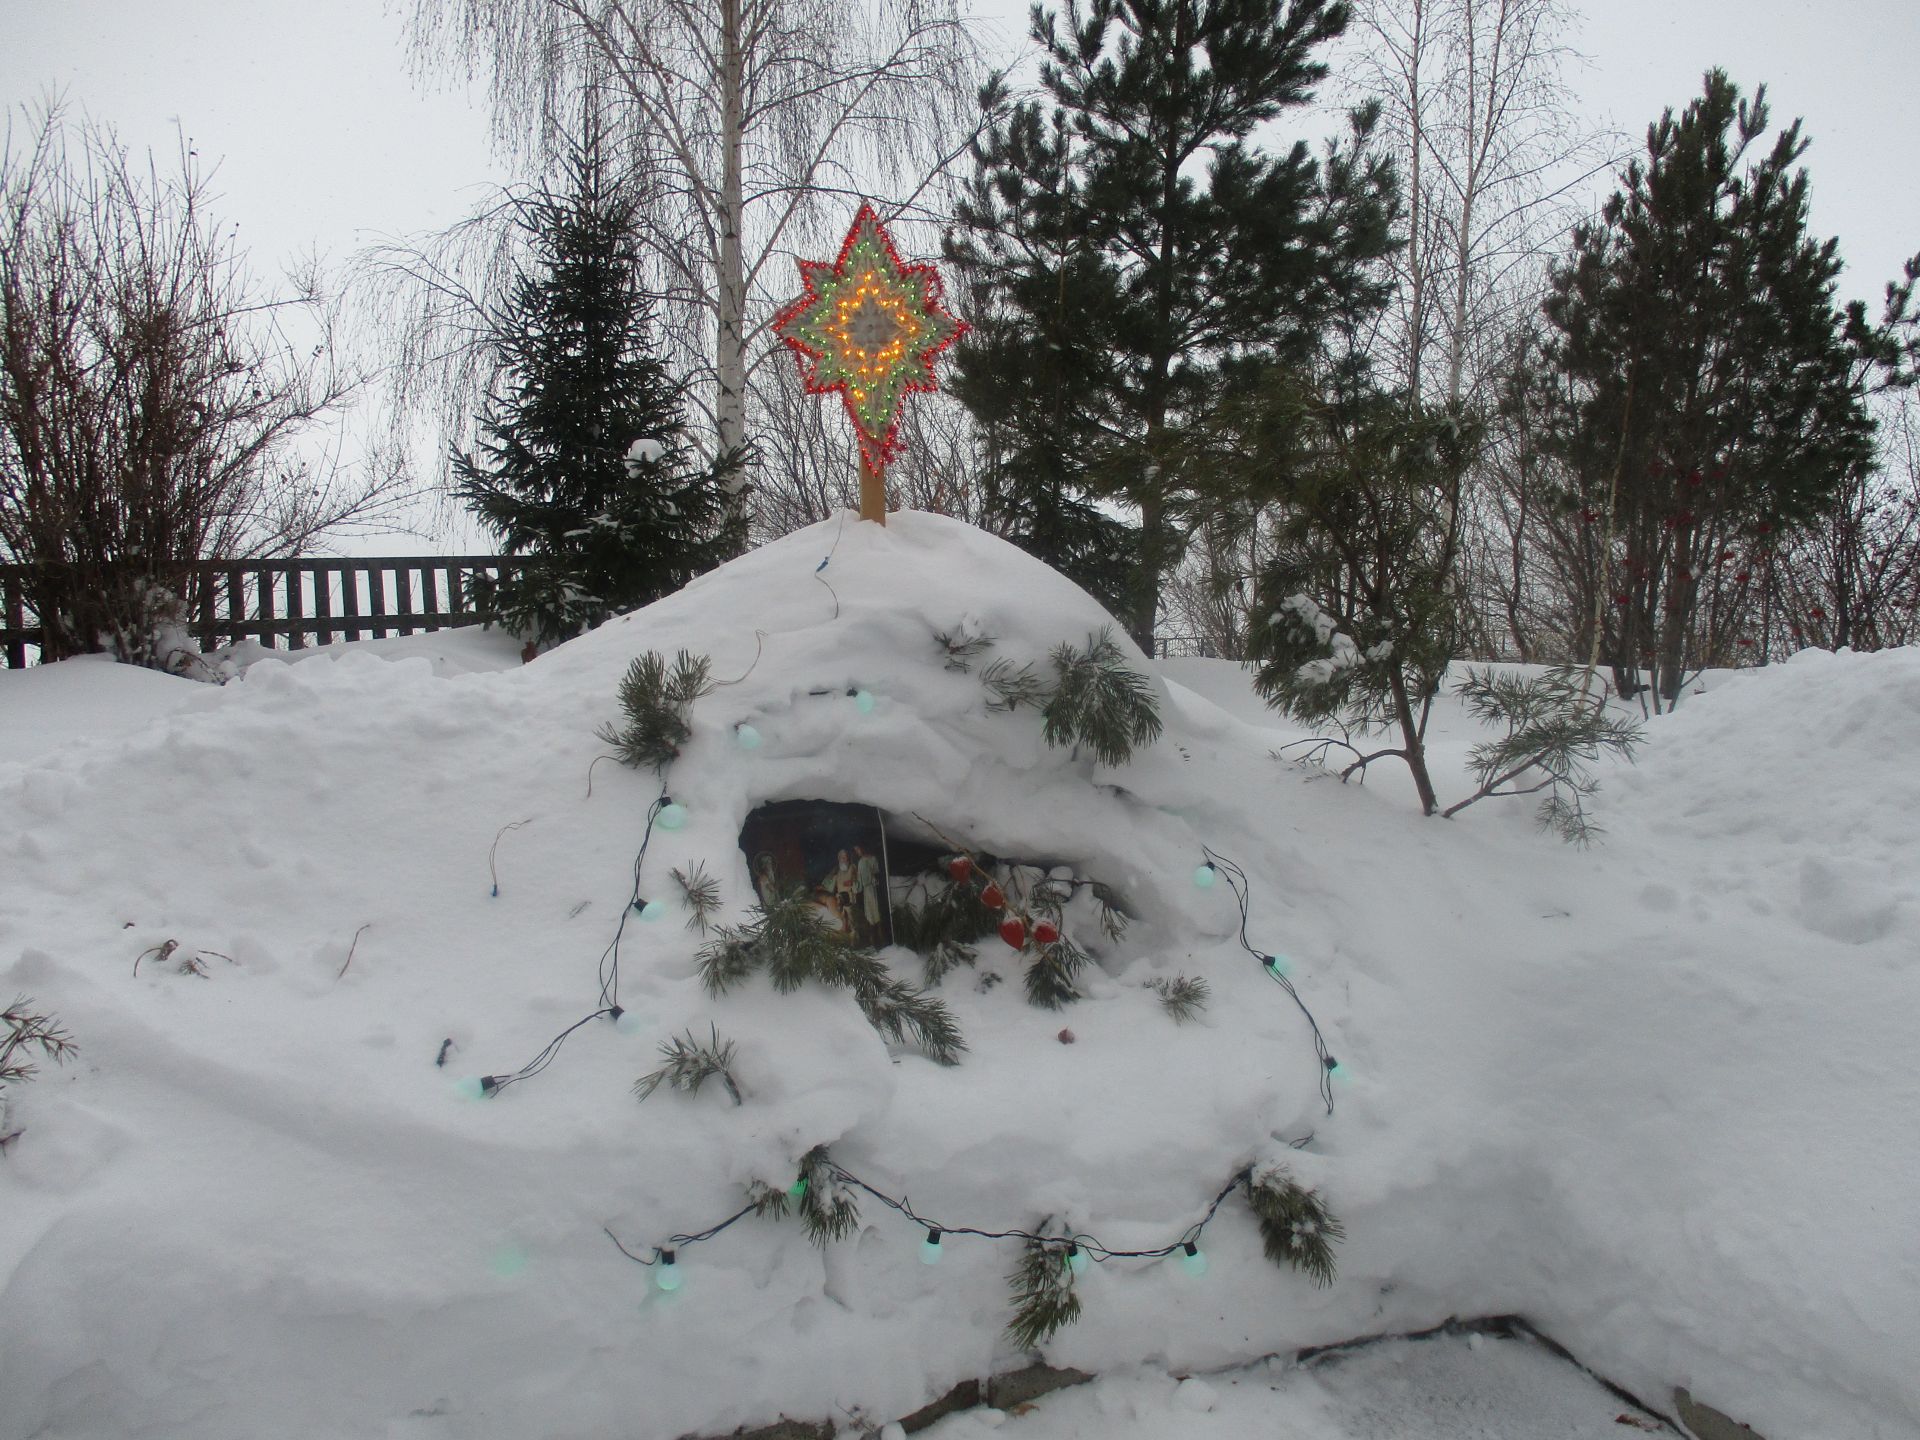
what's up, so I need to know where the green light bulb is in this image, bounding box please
[657,802,688,830]
[1193,864,1217,889]
[853,689,875,714]
[735,723,763,750]
[655,1252,682,1292]
[1180,1242,1208,1278]
[920,1230,943,1265]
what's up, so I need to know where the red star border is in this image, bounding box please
[773,205,966,474]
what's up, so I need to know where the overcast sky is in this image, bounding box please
[3,0,1915,548]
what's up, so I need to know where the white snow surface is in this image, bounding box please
[1,510,1916,1439]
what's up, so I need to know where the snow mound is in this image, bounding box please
[1,513,1916,1440]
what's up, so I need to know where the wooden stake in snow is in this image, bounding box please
[772,205,965,524]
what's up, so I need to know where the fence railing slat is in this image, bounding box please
[0,557,518,667]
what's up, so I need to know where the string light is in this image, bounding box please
[1180,1241,1208,1277]
[634,898,666,922]
[1193,862,1217,889]
[850,688,875,714]
[735,723,763,750]
[1065,1243,1089,1276]
[657,800,689,830]
[920,1228,943,1265]
[655,1250,682,1292]
[1201,846,1340,1117]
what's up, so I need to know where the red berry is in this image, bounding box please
[1613,594,1630,606]
[1687,469,1703,487]
[979,882,1005,911]
[1757,522,1773,535]
[1032,920,1060,946]
[999,916,1027,949]
[1580,508,1597,524]
[1738,638,1754,647]
[1678,569,1693,582]
[1810,607,1825,620]
[1735,571,1750,583]
[947,856,973,882]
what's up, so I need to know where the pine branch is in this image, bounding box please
[1089,881,1131,942]
[981,656,1047,711]
[796,1146,861,1246]
[695,925,757,997]
[1147,974,1210,1023]
[671,861,722,932]
[855,973,967,1066]
[1024,933,1089,1010]
[633,1024,743,1105]
[597,649,713,772]
[1246,1165,1343,1287]
[1042,628,1162,766]
[933,625,996,673]
[1005,1237,1082,1349]
[1,996,79,1087]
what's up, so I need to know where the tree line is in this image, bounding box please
[4,0,1916,722]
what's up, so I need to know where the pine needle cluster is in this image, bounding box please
[933,626,997,673]
[697,894,965,1065]
[671,862,722,932]
[981,657,1047,711]
[1004,1237,1082,1349]
[633,1024,743,1106]
[1246,1164,1343,1287]
[747,1146,863,1246]
[1,995,78,1090]
[1024,931,1089,1009]
[1451,667,1643,844]
[1042,629,1163,766]
[890,879,998,986]
[597,650,714,772]
[1147,974,1210,1023]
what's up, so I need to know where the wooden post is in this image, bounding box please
[859,452,888,525]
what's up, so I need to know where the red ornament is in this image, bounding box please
[998,916,1027,950]
[980,882,1006,911]
[1057,1028,1076,1045]
[947,855,973,882]
[1032,919,1060,946]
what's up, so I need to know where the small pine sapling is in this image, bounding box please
[633,1024,743,1106]
[1246,1164,1343,1286]
[1005,1236,1082,1348]
[598,650,714,772]
[1147,975,1210,1023]
[1042,628,1163,765]
[695,925,758,995]
[1444,668,1643,844]
[671,862,722,932]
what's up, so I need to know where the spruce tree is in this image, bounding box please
[455,126,738,650]
[1539,72,1880,704]
[946,0,1398,651]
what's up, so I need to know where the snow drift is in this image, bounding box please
[1,512,1915,1439]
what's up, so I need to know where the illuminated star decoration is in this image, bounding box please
[773,204,965,476]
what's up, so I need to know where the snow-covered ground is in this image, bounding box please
[2,511,1915,1440]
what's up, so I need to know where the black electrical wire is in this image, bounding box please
[602,1163,1281,1270]
[472,785,673,1097]
[1201,846,1338,1116]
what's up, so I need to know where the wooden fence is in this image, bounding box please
[1,556,521,669]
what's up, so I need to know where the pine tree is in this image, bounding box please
[1539,72,1880,705]
[946,0,1398,651]
[454,124,738,650]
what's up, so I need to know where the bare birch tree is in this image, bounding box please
[395,0,983,530]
